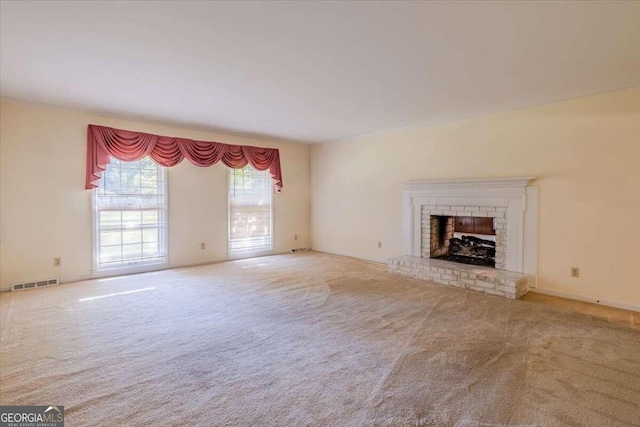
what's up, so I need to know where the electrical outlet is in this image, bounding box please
[200,243,206,250]
[294,234,298,241]
[571,267,580,278]
[54,257,61,267]
[378,241,382,248]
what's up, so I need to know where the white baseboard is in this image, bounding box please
[530,287,640,313]
[311,248,387,265]
[0,250,295,292]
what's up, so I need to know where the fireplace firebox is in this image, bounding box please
[430,215,496,267]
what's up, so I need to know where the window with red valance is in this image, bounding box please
[85,124,283,192]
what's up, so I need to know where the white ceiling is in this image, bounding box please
[1,1,639,143]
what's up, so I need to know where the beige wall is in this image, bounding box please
[3,89,639,306]
[0,99,311,290]
[311,88,640,306]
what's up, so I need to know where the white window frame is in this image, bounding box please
[227,166,274,257]
[92,158,169,274]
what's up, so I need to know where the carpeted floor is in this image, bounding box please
[1,252,639,426]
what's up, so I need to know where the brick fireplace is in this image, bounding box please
[389,177,538,299]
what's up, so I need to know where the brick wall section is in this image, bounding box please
[429,216,454,257]
[421,210,430,258]
[421,205,508,270]
[388,256,530,299]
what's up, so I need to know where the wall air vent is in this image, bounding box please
[290,248,310,253]
[11,278,59,291]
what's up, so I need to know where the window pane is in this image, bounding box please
[142,210,159,226]
[142,242,160,258]
[100,231,121,246]
[99,211,122,228]
[122,230,142,244]
[99,245,122,264]
[122,243,143,260]
[142,228,159,243]
[122,211,142,228]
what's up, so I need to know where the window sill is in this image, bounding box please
[93,261,169,278]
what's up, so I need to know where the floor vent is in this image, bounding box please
[12,278,59,291]
[291,248,310,253]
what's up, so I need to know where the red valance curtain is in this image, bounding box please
[85,125,283,192]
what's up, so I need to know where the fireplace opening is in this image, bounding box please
[430,215,496,267]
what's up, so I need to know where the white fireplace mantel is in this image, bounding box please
[403,177,538,277]
[404,176,535,193]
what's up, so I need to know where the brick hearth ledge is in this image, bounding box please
[388,256,531,299]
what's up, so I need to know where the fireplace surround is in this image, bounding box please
[389,177,538,299]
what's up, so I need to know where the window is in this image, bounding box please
[229,166,272,253]
[94,157,167,270]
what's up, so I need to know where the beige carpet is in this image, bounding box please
[1,252,639,426]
